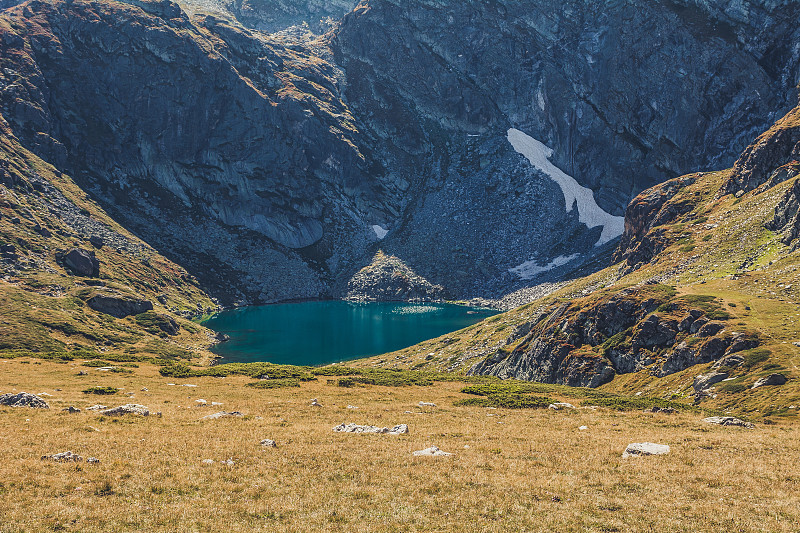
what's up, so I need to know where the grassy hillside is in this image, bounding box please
[0,130,219,364]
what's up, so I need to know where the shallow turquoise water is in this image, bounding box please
[202,301,498,365]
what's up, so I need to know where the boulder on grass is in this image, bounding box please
[622,442,670,458]
[88,294,153,318]
[0,392,49,409]
[703,416,754,429]
[63,248,99,277]
[751,374,788,389]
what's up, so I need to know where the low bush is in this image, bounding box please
[83,386,118,395]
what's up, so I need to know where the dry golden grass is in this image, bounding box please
[2,358,800,532]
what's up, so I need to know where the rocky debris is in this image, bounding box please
[87,294,153,318]
[100,404,150,416]
[60,248,100,277]
[77,370,87,376]
[201,411,244,420]
[548,402,575,410]
[344,251,446,302]
[86,404,107,411]
[693,372,729,393]
[333,423,409,435]
[622,443,670,458]
[0,392,50,409]
[260,439,277,448]
[310,398,322,407]
[195,399,207,406]
[752,374,788,389]
[418,402,436,408]
[703,416,755,429]
[41,451,82,462]
[89,235,104,248]
[767,168,800,249]
[712,353,746,370]
[221,458,235,466]
[579,425,589,430]
[650,407,676,414]
[62,406,81,414]
[202,459,214,465]
[412,446,452,457]
[87,457,100,464]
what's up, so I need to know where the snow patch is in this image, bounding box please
[372,225,388,240]
[508,254,580,280]
[507,128,624,246]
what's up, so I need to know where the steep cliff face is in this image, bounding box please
[0,0,403,304]
[0,0,798,305]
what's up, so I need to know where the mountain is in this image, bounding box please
[0,0,798,309]
[368,99,800,414]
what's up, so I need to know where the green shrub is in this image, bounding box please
[582,396,694,412]
[743,348,771,369]
[454,394,554,409]
[82,360,112,367]
[83,386,118,395]
[246,379,300,389]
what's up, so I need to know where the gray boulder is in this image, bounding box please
[693,372,729,393]
[101,404,150,416]
[412,446,452,457]
[62,248,99,277]
[696,322,725,338]
[41,451,82,462]
[202,411,244,420]
[333,423,409,435]
[703,416,754,429]
[0,392,50,409]
[751,374,788,389]
[87,294,153,318]
[622,442,670,458]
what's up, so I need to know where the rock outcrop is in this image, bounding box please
[60,248,100,277]
[87,295,154,318]
[470,284,759,387]
[344,251,446,302]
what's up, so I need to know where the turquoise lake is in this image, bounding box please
[202,301,498,366]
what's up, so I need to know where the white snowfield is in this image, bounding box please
[506,128,624,247]
[372,225,389,240]
[509,253,579,280]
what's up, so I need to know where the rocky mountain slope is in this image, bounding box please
[0,0,798,307]
[361,99,800,416]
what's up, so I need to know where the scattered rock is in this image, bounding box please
[221,458,235,466]
[622,443,670,458]
[89,235,104,248]
[141,388,148,392]
[201,411,244,420]
[0,392,50,409]
[202,459,214,465]
[77,370,88,376]
[703,416,755,429]
[413,446,452,457]
[579,425,588,430]
[548,402,575,410]
[418,401,436,408]
[347,405,358,409]
[87,457,100,464]
[100,404,150,416]
[42,451,82,462]
[195,399,207,406]
[693,372,729,393]
[62,406,81,414]
[752,374,788,389]
[211,402,223,406]
[650,407,676,414]
[333,423,409,435]
[260,439,277,447]
[712,353,745,370]
[310,398,322,407]
[86,404,107,411]
[87,294,153,318]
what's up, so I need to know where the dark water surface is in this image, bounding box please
[202,301,498,365]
